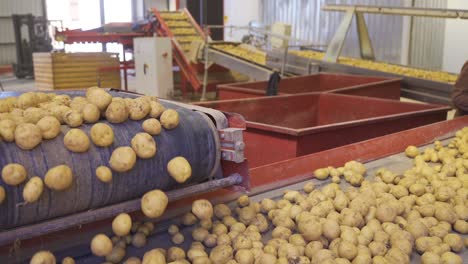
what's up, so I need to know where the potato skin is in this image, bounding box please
[149,101,165,118]
[63,109,83,128]
[142,118,162,135]
[63,129,90,153]
[192,199,214,220]
[23,176,44,203]
[2,163,27,186]
[112,213,132,236]
[0,119,16,142]
[86,87,112,111]
[14,123,42,150]
[142,249,166,264]
[105,101,128,123]
[44,165,73,191]
[167,156,192,183]
[0,186,5,204]
[82,103,101,123]
[90,123,114,147]
[109,147,137,172]
[96,166,112,183]
[160,109,180,129]
[128,98,151,120]
[30,250,56,264]
[131,132,157,159]
[91,233,113,257]
[37,116,61,139]
[141,189,168,218]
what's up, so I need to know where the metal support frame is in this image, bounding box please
[323,9,375,62]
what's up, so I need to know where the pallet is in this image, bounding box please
[33,52,122,90]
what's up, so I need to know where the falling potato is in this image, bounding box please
[30,250,56,264]
[91,233,113,257]
[112,213,133,236]
[141,189,168,218]
[167,156,192,183]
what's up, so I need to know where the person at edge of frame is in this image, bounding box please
[452,61,468,117]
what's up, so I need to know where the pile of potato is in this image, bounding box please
[30,127,467,263]
[212,44,267,66]
[160,12,188,21]
[290,50,459,84]
[0,87,192,207]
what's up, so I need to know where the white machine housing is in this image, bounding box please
[134,37,174,98]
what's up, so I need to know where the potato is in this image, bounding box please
[109,146,137,172]
[421,252,441,264]
[17,92,38,109]
[204,234,217,248]
[90,123,114,147]
[131,132,156,159]
[443,233,463,252]
[338,240,358,260]
[322,219,341,240]
[95,166,112,183]
[142,249,166,264]
[91,234,113,257]
[23,176,44,203]
[124,257,141,264]
[405,146,419,158]
[166,156,192,183]
[128,98,151,120]
[86,87,112,111]
[141,189,168,218]
[440,251,462,264]
[235,249,254,264]
[183,212,198,226]
[454,220,468,233]
[63,110,83,128]
[48,105,71,124]
[434,206,457,224]
[15,123,42,150]
[149,101,165,118]
[167,247,186,262]
[2,163,27,186]
[298,219,322,241]
[172,233,185,244]
[192,199,214,220]
[210,245,233,264]
[213,204,231,219]
[0,119,16,142]
[112,213,132,236]
[23,107,47,124]
[375,204,397,223]
[131,232,147,248]
[82,103,100,123]
[62,256,76,264]
[142,118,162,136]
[63,129,90,153]
[192,227,209,242]
[106,247,126,263]
[52,94,71,106]
[37,116,61,139]
[160,109,180,130]
[166,224,179,236]
[105,101,128,123]
[314,168,329,180]
[70,96,88,112]
[0,186,5,204]
[44,165,73,191]
[30,251,56,264]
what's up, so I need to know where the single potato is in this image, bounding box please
[128,98,151,120]
[90,123,114,147]
[112,213,132,236]
[63,129,90,153]
[37,116,61,139]
[86,87,113,111]
[63,109,83,128]
[167,156,192,183]
[91,233,113,257]
[0,119,16,142]
[96,166,112,183]
[142,118,162,135]
[82,103,101,123]
[192,199,214,220]
[0,186,5,204]
[2,163,27,186]
[105,101,129,123]
[131,132,157,159]
[30,251,56,264]
[149,101,165,118]
[44,165,73,191]
[160,109,180,130]
[109,146,137,172]
[141,189,169,218]
[14,123,42,150]
[23,176,44,203]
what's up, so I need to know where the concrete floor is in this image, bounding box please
[0,75,455,120]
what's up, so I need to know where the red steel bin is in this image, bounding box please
[217,73,401,100]
[196,93,450,168]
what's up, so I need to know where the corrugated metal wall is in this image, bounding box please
[261,0,447,69]
[0,0,44,65]
[410,0,447,70]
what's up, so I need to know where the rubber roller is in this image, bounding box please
[0,91,222,230]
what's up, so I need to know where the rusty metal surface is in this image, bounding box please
[2,116,468,263]
[217,73,401,100]
[196,93,449,167]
